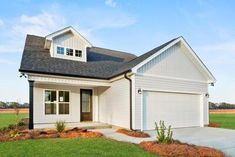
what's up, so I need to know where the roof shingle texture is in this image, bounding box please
[19,35,177,79]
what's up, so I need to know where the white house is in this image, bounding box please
[19,26,216,130]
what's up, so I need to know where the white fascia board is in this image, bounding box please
[27,73,110,87]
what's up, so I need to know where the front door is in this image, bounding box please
[80,89,92,121]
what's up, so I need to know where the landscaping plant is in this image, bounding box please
[155,120,173,144]
[55,121,66,132]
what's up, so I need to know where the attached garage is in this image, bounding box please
[142,91,202,130]
[132,38,215,131]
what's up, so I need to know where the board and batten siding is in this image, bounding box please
[52,32,88,62]
[33,84,98,128]
[134,43,209,130]
[98,77,130,128]
[137,43,207,82]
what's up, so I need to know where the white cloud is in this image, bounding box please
[76,9,136,31]
[0,11,66,53]
[105,0,116,7]
[0,59,16,65]
[0,3,137,53]
[197,41,235,54]
[0,19,4,27]
[12,12,66,37]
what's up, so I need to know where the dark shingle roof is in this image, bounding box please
[87,47,136,62]
[19,35,178,79]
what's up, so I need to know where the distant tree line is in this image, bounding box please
[209,102,235,109]
[0,101,29,109]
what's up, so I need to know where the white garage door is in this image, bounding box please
[143,91,201,130]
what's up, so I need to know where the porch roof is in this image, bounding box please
[28,74,110,87]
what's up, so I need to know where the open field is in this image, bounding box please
[0,108,29,113]
[210,109,235,114]
[0,113,28,128]
[209,112,235,129]
[0,138,156,157]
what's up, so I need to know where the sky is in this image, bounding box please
[0,0,235,103]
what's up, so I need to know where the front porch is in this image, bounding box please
[28,74,111,129]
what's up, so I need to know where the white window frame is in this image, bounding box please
[58,91,70,115]
[44,90,57,115]
[56,46,65,55]
[43,89,70,115]
[75,49,82,58]
[55,44,82,58]
[66,47,74,56]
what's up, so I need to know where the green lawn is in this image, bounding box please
[0,113,28,128]
[0,138,157,157]
[209,113,235,129]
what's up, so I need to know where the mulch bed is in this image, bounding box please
[116,129,150,138]
[0,127,103,142]
[208,122,221,128]
[140,140,225,157]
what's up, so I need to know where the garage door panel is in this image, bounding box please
[143,91,201,130]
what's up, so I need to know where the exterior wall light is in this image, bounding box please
[205,93,209,98]
[138,88,142,94]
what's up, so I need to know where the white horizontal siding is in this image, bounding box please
[134,75,208,129]
[98,78,130,128]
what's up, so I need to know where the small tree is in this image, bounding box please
[155,120,173,144]
[55,121,66,132]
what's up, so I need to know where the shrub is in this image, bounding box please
[17,121,25,127]
[155,121,173,144]
[55,121,66,133]
[8,124,16,130]
[0,127,8,133]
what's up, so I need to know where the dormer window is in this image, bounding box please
[57,46,64,55]
[66,48,73,56]
[54,45,83,60]
[75,50,82,57]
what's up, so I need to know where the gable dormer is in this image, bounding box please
[45,26,92,62]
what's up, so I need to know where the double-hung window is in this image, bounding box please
[59,91,69,114]
[44,90,70,115]
[45,90,57,114]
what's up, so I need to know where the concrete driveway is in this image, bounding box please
[146,127,235,156]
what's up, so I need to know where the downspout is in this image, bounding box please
[124,72,133,131]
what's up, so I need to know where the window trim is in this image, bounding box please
[56,46,65,55]
[43,89,70,115]
[75,50,82,58]
[55,44,82,58]
[66,48,74,56]
[44,90,57,115]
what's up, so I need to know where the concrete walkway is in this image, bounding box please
[93,128,154,144]
[146,127,235,156]
[94,127,235,156]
